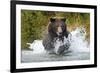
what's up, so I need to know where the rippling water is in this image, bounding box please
[21,27,90,63]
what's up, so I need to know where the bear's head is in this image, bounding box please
[48,17,67,38]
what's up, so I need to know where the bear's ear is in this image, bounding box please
[61,18,66,22]
[50,18,56,22]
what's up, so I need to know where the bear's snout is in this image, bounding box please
[57,26,63,36]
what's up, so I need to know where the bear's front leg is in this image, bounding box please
[43,37,55,54]
[57,44,70,55]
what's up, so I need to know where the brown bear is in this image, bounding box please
[42,17,70,55]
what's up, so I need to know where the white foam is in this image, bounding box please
[27,40,45,54]
[69,27,89,53]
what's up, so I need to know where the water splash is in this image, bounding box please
[27,40,45,54]
[27,27,89,54]
[69,27,89,53]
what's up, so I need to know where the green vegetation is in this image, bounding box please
[21,10,90,49]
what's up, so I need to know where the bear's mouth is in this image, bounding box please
[56,32,63,36]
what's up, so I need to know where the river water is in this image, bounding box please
[21,27,90,63]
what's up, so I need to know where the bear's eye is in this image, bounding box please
[61,24,66,28]
[55,23,59,27]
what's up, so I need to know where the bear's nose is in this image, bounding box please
[58,26,62,33]
[59,32,62,35]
